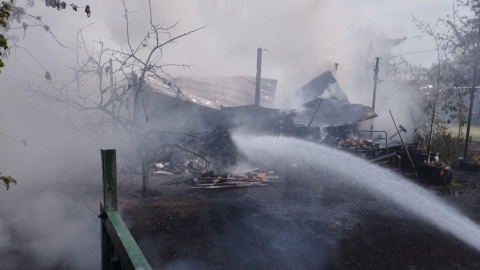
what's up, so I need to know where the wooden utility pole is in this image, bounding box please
[255,48,262,106]
[370,57,380,136]
[464,56,478,159]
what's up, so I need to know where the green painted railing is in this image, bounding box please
[100,149,151,270]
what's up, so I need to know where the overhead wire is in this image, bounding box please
[0,130,27,146]
[392,48,438,57]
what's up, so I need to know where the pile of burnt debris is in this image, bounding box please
[190,169,280,189]
[140,130,280,190]
[148,127,241,175]
[139,70,463,188]
[142,118,453,189]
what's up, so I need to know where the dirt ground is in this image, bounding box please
[117,163,480,270]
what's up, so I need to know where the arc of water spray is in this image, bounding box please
[233,134,480,253]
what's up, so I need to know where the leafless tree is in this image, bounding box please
[25,0,206,196]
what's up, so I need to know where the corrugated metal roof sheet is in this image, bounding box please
[295,70,348,102]
[145,76,277,110]
[145,71,376,129]
[293,97,377,127]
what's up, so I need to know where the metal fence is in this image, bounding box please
[100,149,151,270]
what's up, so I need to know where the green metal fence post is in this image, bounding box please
[101,149,117,270]
[102,149,117,211]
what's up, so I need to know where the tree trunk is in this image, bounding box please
[141,159,149,196]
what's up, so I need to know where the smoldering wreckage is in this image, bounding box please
[133,70,453,189]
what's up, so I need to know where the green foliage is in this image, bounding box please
[450,0,480,53]
[0,172,17,190]
[0,1,11,72]
[0,1,9,28]
[430,127,465,163]
[415,88,465,163]
[0,1,92,74]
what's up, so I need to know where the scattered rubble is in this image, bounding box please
[140,68,474,189]
[191,169,279,189]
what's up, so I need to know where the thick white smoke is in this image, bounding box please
[0,0,459,269]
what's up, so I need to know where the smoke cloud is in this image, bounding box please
[0,0,458,269]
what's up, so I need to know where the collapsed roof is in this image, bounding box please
[145,70,376,128]
[293,97,377,127]
[220,96,377,129]
[221,104,294,130]
[145,76,277,110]
[295,70,348,103]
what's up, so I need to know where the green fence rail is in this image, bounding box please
[100,149,151,270]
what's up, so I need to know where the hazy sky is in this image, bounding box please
[1,0,464,73]
[0,0,469,105]
[346,0,462,65]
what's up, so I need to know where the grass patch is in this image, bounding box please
[448,124,480,141]
[449,179,464,189]
[448,124,480,154]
